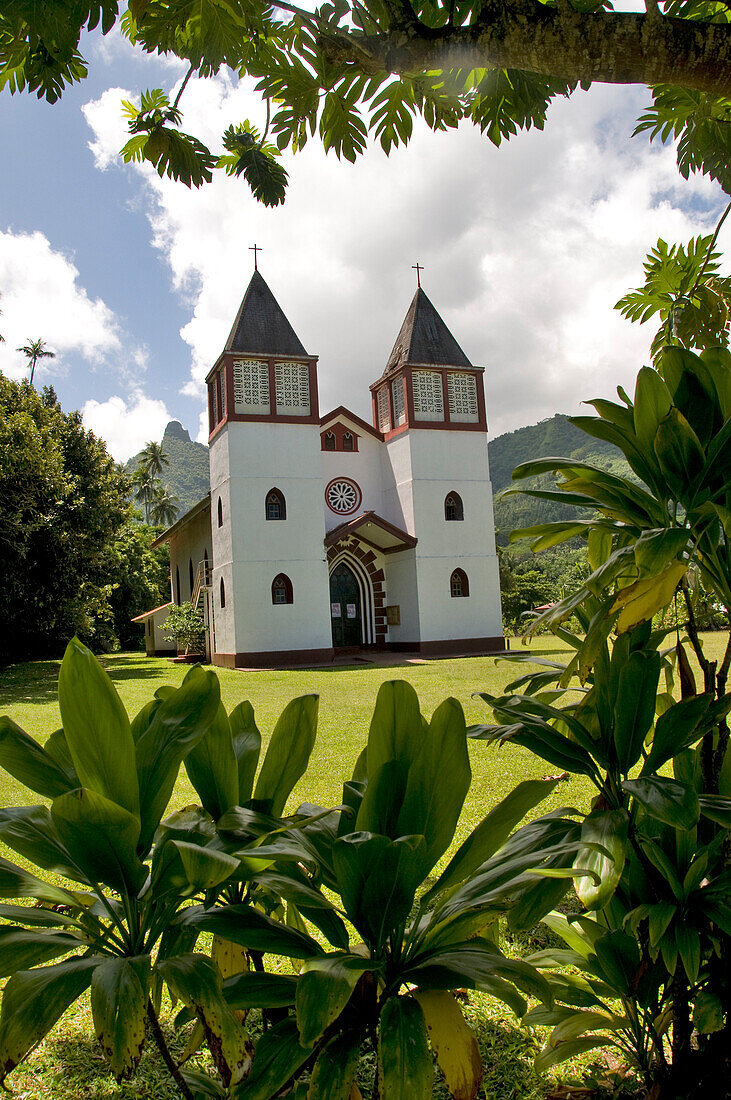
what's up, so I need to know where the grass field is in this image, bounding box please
[0,634,725,1098]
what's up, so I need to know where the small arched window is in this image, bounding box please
[217,497,223,527]
[175,565,181,605]
[445,492,464,521]
[450,569,469,598]
[271,574,294,605]
[343,432,354,452]
[189,558,194,594]
[220,577,226,608]
[324,432,336,451]
[266,488,286,521]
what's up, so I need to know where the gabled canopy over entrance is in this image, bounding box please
[325,511,417,555]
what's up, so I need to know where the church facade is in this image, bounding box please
[153,270,504,667]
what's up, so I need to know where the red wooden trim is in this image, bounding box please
[320,422,360,452]
[213,647,335,669]
[320,405,383,439]
[404,366,415,427]
[441,371,451,425]
[388,636,506,656]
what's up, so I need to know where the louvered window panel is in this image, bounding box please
[391,376,406,426]
[377,386,391,432]
[412,370,444,421]
[275,362,310,415]
[447,372,478,422]
[233,359,270,414]
[219,367,226,419]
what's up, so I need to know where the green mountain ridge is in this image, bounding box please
[129,413,630,536]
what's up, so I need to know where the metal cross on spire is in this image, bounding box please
[412,262,424,289]
[250,243,262,271]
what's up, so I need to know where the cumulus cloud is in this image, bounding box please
[82,72,729,439]
[0,228,122,383]
[82,390,173,462]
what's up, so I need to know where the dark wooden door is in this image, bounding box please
[330,563,362,647]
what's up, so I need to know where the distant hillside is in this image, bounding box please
[127,421,209,519]
[488,413,632,545]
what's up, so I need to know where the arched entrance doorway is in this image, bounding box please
[329,561,362,648]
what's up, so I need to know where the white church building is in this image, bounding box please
[148,270,504,667]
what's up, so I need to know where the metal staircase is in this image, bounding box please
[191,559,214,660]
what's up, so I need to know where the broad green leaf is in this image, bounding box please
[308,1031,361,1100]
[366,680,423,778]
[425,778,562,903]
[333,832,425,949]
[158,954,253,1088]
[693,990,724,1034]
[633,528,689,576]
[91,956,149,1082]
[675,925,700,983]
[643,694,713,774]
[0,925,85,977]
[0,805,82,881]
[379,995,432,1100]
[700,346,731,419]
[699,794,731,827]
[296,953,378,1046]
[235,1018,311,1100]
[189,904,324,958]
[633,366,672,454]
[0,853,78,905]
[185,702,238,821]
[152,839,239,896]
[610,561,687,634]
[413,990,482,1100]
[223,971,297,1010]
[135,663,221,855]
[574,810,628,911]
[613,649,662,773]
[0,958,99,1084]
[404,940,549,1015]
[355,760,408,836]
[58,638,139,817]
[535,1036,615,1073]
[623,776,700,830]
[51,788,146,894]
[396,698,470,877]
[230,701,261,804]
[653,407,706,495]
[594,931,641,996]
[0,718,75,799]
[253,695,318,816]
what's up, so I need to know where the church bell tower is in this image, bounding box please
[205,268,333,666]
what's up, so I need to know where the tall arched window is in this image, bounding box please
[450,569,469,598]
[189,558,195,594]
[343,431,354,451]
[217,497,223,527]
[220,577,226,608]
[271,574,294,605]
[324,432,336,451]
[444,492,464,521]
[175,566,181,605]
[265,488,286,521]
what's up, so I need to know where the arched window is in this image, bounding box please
[175,566,181,605]
[217,497,223,527]
[450,569,469,598]
[220,577,226,608]
[189,558,195,594]
[271,574,294,605]
[266,488,286,521]
[343,431,354,451]
[324,432,336,451]
[444,492,464,521]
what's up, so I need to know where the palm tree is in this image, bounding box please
[139,440,169,480]
[149,485,179,527]
[131,466,156,524]
[16,338,55,385]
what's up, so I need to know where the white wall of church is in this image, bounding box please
[383,551,421,642]
[168,508,212,604]
[320,425,388,530]
[210,421,332,656]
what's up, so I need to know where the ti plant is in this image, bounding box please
[0,639,320,1099]
[178,681,597,1100]
[482,342,731,1096]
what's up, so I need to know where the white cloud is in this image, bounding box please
[82,73,729,439]
[82,390,173,462]
[0,228,122,383]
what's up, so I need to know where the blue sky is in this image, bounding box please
[0,24,727,460]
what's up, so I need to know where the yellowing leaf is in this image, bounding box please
[212,935,250,1022]
[611,561,687,633]
[414,990,482,1100]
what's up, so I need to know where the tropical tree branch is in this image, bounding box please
[317,5,731,96]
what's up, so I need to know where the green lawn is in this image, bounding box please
[0,635,725,1099]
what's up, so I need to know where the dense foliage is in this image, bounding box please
[1,2,728,204]
[127,421,209,520]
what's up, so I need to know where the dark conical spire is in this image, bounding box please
[383,287,472,376]
[224,270,308,357]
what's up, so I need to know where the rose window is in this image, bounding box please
[326,478,362,515]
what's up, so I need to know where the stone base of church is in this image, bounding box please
[388,636,506,657]
[213,647,335,670]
